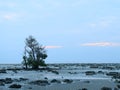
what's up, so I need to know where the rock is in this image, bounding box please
[82,88,87,90]
[83,80,90,83]
[51,70,59,74]
[19,78,28,81]
[114,87,119,90]
[101,87,112,90]
[5,78,13,84]
[106,72,119,76]
[117,85,120,88]
[44,77,48,80]
[0,79,5,82]
[0,78,13,84]
[12,69,18,73]
[106,72,120,79]
[63,79,73,83]
[28,87,32,89]
[90,65,99,68]
[0,82,5,86]
[85,71,96,75]
[29,80,50,86]
[9,84,22,88]
[68,72,77,74]
[51,79,61,83]
[78,88,87,90]
[0,69,7,73]
[98,71,104,74]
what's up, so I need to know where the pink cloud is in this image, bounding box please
[3,13,17,20]
[81,42,120,47]
[45,45,63,49]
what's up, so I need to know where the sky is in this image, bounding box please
[0,0,120,63]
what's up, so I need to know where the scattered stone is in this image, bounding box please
[82,88,87,90]
[0,78,13,84]
[29,80,50,86]
[78,88,87,90]
[0,69,7,73]
[28,87,32,89]
[19,78,28,81]
[0,82,5,86]
[51,70,59,74]
[106,72,119,76]
[98,71,104,74]
[90,65,99,68]
[63,79,73,83]
[44,77,48,80]
[5,78,13,84]
[51,79,61,83]
[117,85,120,88]
[9,84,22,88]
[83,80,90,83]
[114,87,119,90]
[85,71,96,75]
[12,69,18,73]
[0,79,5,82]
[13,79,20,82]
[68,72,77,74]
[101,87,112,90]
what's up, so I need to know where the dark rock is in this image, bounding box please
[106,72,120,79]
[19,78,28,81]
[102,66,114,70]
[101,87,112,90]
[44,77,48,80]
[63,79,73,83]
[0,78,13,84]
[29,80,50,86]
[5,78,13,84]
[0,79,5,82]
[98,71,104,74]
[78,88,87,90]
[106,72,119,76]
[68,72,77,74]
[13,79,20,82]
[114,87,119,90]
[85,71,96,75]
[9,84,22,88]
[83,80,90,83]
[0,82,5,86]
[28,87,32,89]
[51,70,59,74]
[90,65,99,68]
[82,88,87,90]
[117,85,120,88]
[0,69,7,73]
[12,69,18,73]
[51,79,61,83]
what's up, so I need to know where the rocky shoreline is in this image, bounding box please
[0,63,120,90]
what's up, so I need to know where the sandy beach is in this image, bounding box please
[0,63,120,90]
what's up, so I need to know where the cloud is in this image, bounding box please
[81,42,120,47]
[71,0,88,7]
[1,12,25,21]
[0,2,17,8]
[3,13,17,20]
[89,23,97,28]
[45,45,63,49]
[89,16,117,28]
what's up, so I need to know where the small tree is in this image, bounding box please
[22,35,47,69]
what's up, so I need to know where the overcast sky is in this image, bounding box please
[0,0,120,63]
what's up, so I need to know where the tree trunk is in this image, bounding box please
[32,48,36,61]
[24,59,28,69]
[32,65,39,69]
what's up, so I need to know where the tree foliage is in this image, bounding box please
[22,35,47,69]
